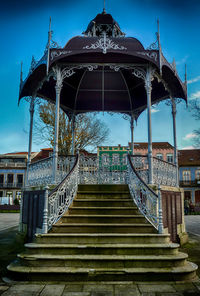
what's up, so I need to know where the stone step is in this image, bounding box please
[61,215,147,224]
[77,192,130,199]
[78,184,129,192]
[72,199,134,207]
[18,253,188,268]
[68,207,139,215]
[35,233,171,244]
[24,243,180,256]
[51,223,157,234]
[8,261,198,282]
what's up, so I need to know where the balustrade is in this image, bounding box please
[79,154,126,184]
[127,154,159,229]
[130,155,177,187]
[47,155,79,229]
[28,155,76,186]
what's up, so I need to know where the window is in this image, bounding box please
[102,153,109,165]
[0,174,4,186]
[0,191,3,197]
[17,174,23,186]
[183,170,191,184]
[196,170,200,181]
[16,191,22,201]
[6,191,13,198]
[112,154,119,164]
[122,154,127,165]
[167,153,173,163]
[156,153,163,160]
[7,174,14,185]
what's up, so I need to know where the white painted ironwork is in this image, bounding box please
[83,34,127,54]
[130,155,177,187]
[79,154,127,184]
[28,156,76,186]
[127,154,158,229]
[153,157,177,187]
[48,155,79,229]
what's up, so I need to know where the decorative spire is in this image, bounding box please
[185,64,187,85]
[157,19,162,76]
[20,61,23,85]
[172,58,176,72]
[103,0,106,14]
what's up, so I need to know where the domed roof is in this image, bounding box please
[83,11,125,37]
[85,11,122,35]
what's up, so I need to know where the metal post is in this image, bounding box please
[26,95,35,186]
[130,115,134,155]
[71,115,76,155]
[158,185,164,234]
[172,98,179,187]
[42,186,49,234]
[145,66,153,184]
[52,68,63,184]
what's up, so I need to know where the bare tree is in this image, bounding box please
[34,101,109,155]
[190,99,200,147]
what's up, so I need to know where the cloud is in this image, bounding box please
[183,133,197,141]
[189,90,200,100]
[188,76,200,84]
[151,108,159,114]
[176,55,189,66]
[182,146,196,150]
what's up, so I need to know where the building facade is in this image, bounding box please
[98,142,174,165]
[178,149,200,205]
[0,153,28,204]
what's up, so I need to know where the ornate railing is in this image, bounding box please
[47,154,79,229]
[79,154,127,184]
[127,154,158,229]
[130,155,177,186]
[153,157,177,187]
[28,155,76,186]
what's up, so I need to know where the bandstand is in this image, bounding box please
[9,9,198,282]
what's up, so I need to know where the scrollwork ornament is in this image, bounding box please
[83,36,127,54]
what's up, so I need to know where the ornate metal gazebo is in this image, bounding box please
[18,10,188,234]
[19,10,187,187]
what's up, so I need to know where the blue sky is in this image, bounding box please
[0,0,200,153]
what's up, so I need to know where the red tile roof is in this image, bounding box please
[178,149,200,166]
[129,142,174,149]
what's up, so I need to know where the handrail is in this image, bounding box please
[127,154,158,230]
[48,154,79,229]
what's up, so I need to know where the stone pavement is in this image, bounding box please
[0,214,20,232]
[0,280,200,296]
[185,215,200,236]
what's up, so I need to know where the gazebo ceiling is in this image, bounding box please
[19,11,187,119]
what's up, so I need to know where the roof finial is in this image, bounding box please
[103,0,106,14]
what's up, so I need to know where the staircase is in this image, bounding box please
[8,184,197,282]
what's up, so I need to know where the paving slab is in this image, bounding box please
[1,284,44,296]
[39,284,65,296]
[173,283,198,292]
[83,284,113,294]
[114,283,140,296]
[62,293,90,296]
[63,284,83,292]
[90,292,113,296]
[138,284,176,293]
[0,286,9,295]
